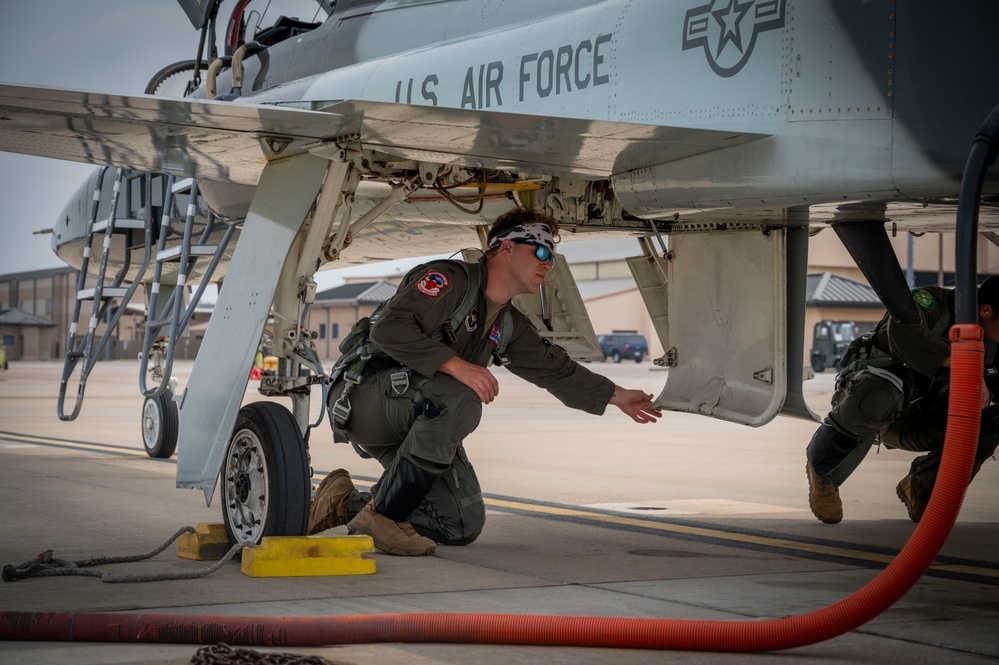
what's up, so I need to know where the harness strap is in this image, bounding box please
[327,259,518,437]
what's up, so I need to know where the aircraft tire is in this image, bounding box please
[222,402,310,545]
[141,390,178,459]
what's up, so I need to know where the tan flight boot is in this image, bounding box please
[347,500,436,556]
[806,462,843,524]
[895,474,927,523]
[307,469,355,535]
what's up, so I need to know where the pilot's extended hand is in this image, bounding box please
[610,386,662,423]
[440,356,499,404]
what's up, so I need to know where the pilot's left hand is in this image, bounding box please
[610,387,662,423]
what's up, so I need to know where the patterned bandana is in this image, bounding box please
[487,223,555,252]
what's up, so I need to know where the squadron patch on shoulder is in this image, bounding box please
[415,270,450,297]
[913,289,935,309]
[465,307,479,332]
[488,324,502,347]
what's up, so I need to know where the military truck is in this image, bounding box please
[810,320,876,373]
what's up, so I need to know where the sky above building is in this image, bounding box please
[0,2,199,274]
[0,0,418,287]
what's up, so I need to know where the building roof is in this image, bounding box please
[806,272,883,308]
[0,308,57,327]
[315,280,397,304]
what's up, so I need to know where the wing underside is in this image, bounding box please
[0,83,768,186]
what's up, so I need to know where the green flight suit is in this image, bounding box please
[330,257,615,545]
[808,286,999,502]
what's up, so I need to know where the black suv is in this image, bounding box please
[597,332,649,363]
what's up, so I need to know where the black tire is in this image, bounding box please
[811,356,825,373]
[141,390,178,458]
[222,402,310,545]
[612,350,622,363]
[634,354,643,363]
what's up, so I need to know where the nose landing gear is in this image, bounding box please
[221,401,310,545]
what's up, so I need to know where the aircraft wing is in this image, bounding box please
[0,84,352,186]
[0,83,768,186]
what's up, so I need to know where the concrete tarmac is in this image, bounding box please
[0,360,997,664]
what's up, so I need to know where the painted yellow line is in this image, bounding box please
[485,498,999,580]
[5,432,997,580]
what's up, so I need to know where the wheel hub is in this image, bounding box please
[142,400,160,446]
[235,471,251,503]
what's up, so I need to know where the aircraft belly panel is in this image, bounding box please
[312,100,769,178]
[614,120,896,217]
[655,230,786,427]
[174,153,328,499]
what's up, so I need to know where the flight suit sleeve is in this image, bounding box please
[369,262,468,378]
[503,311,615,415]
[886,288,951,381]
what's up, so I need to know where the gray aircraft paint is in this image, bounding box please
[219,0,998,218]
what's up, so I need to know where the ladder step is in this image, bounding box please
[172,178,195,194]
[157,245,218,262]
[92,218,146,233]
[78,286,130,300]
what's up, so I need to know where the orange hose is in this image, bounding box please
[0,328,985,651]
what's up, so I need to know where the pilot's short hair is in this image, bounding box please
[486,208,559,247]
[979,275,999,309]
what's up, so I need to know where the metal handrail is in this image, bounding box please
[58,170,153,420]
[139,179,234,397]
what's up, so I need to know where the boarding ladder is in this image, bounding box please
[57,168,153,420]
[138,176,234,397]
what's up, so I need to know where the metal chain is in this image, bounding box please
[191,643,348,665]
[2,527,253,583]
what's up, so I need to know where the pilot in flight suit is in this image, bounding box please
[805,277,999,524]
[308,208,662,555]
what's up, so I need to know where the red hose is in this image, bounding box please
[0,327,985,651]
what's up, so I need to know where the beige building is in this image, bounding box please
[3,229,994,366]
[563,231,994,367]
[0,266,76,361]
[0,308,57,362]
[807,229,999,286]
[309,281,399,359]
[0,265,210,362]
